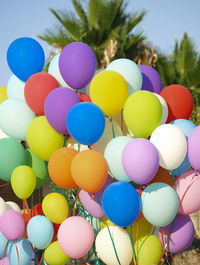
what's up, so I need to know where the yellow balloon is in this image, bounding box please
[0,86,8,104]
[11,166,36,199]
[44,241,70,265]
[126,216,152,243]
[90,70,128,117]
[123,91,162,138]
[134,234,163,265]
[26,116,64,161]
[42,193,69,224]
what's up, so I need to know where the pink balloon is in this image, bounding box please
[58,216,94,259]
[0,210,24,241]
[0,257,10,265]
[175,170,200,215]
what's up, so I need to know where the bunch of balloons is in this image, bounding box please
[0,37,200,265]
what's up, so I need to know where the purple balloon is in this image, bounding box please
[139,65,163,94]
[188,125,200,170]
[122,138,159,184]
[159,214,194,254]
[79,174,114,219]
[59,42,96,90]
[44,87,80,134]
[0,210,24,241]
[0,257,10,265]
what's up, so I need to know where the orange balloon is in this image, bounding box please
[150,166,174,187]
[71,150,108,193]
[48,147,78,189]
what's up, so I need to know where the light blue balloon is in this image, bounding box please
[7,238,33,265]
[0,230,8,258]
[27,215,54,249]
[104,136,132,182]
[141,183,179,227]
[7,75,25,100]
[173,155,191,176]
[106,59,142,95]
[0,98,35,140]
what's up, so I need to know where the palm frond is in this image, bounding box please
[72,0,88,28]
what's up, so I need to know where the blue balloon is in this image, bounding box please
[102,182,140,227]
[7,37,45,82]
[7,238,33,265]
[67,102,105,145]
[27,215,54,250]
[0,230,8,258]
[173,155,191,177]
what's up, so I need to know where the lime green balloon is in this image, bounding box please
[26,149,48,189]
[11,165,36,199]
[134,234,163,265]
[123,91,162,138]
[44,241,70,265]
[0,138,27,181]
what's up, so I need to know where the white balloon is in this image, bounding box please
[93,119,122,155]
[95,226,133,265]
[5,201,21,214]
[150,124,187,170]
[7,75,25,101]
[153,93,168,124]
[0,197,7,218]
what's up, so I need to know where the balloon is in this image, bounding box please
[0,210,24,240]
[141,183,179,227]
[48,147,78,189]
[0,129,8,139]
[150,166,174,187]
[153,93,168,124]
[11,166,36,199]
[24,72,59,115]
[159,214,194,254]
[0,98,35,140]
[58,216,94,259]
[5,202,21,214]
[27,215,54,249]
[7,75,25,100]
[71,150,108,193]
[106,59,142,95]
[67,102,105,145]
[90,70,128,116]
[26,149,48,189]
[0,86,8,104]
[7,37,45,82]
[175,170,200,215]
[139,65,163,94]
[0,257,10,265]
[76,91,91,102]
[150,124,187,170]
[59,42,96,90]
[96,226,132,265]
[7,238,33,265]
[102,182,140,227]
[44,241,70,265]
[26,116,64,161]
[134,234,162,265]
[188,125,200,170]
[85,69,105,95]
[0,138,27,181]
[122,138,159,184]
[160,84,193,123]
[79,174,114,219]
[93,118,122,155]
[45,87,80,134]
[123,91,162,138]
[42,193,68,224]
[48,53,71,88]
[0,198,7,218]
[0,230,8,258]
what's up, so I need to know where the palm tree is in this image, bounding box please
[38,0,147,67]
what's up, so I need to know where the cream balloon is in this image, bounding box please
[153,93,168,124]
[0,197,7,217]
[150,124,187,170]
[5,201,21,214]
[0,128,9,139]
[95,226,133,265]
[7,75,25,101]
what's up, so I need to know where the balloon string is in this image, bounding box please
[38,255,43,265]
[72,189,79,216]
[3,240,9,257]
[120,110,124,133]
[111,119,115,138]
[170,170,176,189]
[25,199,31,218]
[0,182,10,187]
[128,229,138,265]
[78,143,80,152]
[180,173,196,204]
[81,258,90,265]
[136,219,139,241]
[15,243,20,265]
[31,244,39,265]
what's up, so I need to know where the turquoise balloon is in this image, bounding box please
[7,75,25,100]
[106,59,142,95]
[0,98,35,140]
[141,183,179,227]
[27,215,54,249]
[104,136,132,182]
[0,230,8,258]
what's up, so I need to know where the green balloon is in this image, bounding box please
[26,149,48,189]
[0,138,27,181]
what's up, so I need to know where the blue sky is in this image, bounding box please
[0,0,200,85]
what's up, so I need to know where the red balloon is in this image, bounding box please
[76,92,92,102]
[24,72,59,115]
[160,85,193,123]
